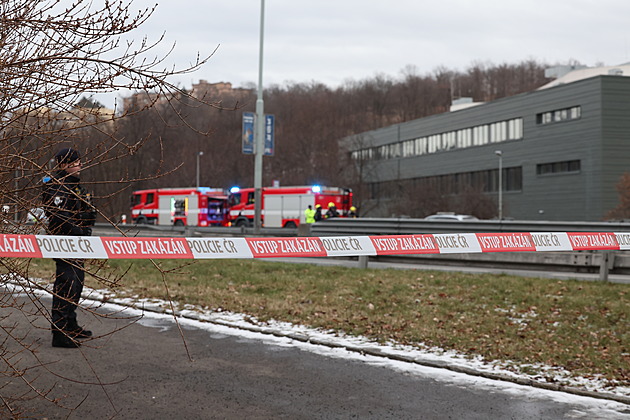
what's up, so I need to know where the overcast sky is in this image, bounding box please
[94,0,630,108]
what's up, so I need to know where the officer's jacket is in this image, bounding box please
[42,171,96,236]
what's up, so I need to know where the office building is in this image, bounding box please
[346,64,630,221]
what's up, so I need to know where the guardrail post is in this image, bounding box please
[598,251,614,282]
[358,255,368,269]
[298,223,311,237]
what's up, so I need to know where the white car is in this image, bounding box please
[424,213,478,221]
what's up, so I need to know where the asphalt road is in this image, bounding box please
[2,291,629,419]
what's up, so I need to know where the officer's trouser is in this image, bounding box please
[51,258,85,331]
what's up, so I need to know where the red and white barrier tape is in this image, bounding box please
[1,232,628,259]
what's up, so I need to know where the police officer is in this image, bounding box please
[42,148,96,348]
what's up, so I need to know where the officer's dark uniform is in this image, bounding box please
[42,148,96,348]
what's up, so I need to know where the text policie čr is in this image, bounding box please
[37,236,93,254]
[187,238,239,254]
[531,233,563,247]
[321,237,363,252]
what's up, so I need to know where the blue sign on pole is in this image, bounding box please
[242,112,255,155]
[264,114,274,156]
[242,112,274,156]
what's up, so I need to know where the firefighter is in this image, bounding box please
[304,205,316,224]
[42,148,96,348]
[349,206,358,218]
[325,202,339,219]
[314,204,323,221]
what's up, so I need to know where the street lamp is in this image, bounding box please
[495,150,503,220]
[253,0,266,233]
[196,151,204,188]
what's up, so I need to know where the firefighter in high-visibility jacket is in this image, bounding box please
[304,205,316,224]
[42,148,96,348]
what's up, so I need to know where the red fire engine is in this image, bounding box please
[130,187,228,226]
[227,185,353,228]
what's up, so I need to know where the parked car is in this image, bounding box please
[424,212,478,221]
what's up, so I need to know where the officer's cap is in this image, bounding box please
[55,148,81,164]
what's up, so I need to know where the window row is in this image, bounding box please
[536,160,581,175]
[536,106,581,125]
[352,118,523,161]
[369,166,523,199]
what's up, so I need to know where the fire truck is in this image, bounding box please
[227,185,353,228]
[130,187,228,226]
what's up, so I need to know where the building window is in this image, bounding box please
[570,106,581,119]
[415,137,426,155]
[473,125,489,145]
[508,118,522,140]
[350,117,523,161]
[405,166,522,195]
[505,167,523,191]
[536,160,581,175]
[402,139,414,157]
[537,106,581,125]
[457,128,472,148]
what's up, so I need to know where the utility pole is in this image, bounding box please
[253,0,265,233]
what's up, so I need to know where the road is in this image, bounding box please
[2,290,629,419]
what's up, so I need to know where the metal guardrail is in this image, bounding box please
[307,218,630,280]
[309,217,630,236]
[99,217,630,238]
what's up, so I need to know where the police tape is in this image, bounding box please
[0,232,629,260]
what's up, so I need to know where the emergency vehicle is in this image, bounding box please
[227,185,353,228]
[131,187,228,226]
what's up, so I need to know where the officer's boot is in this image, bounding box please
[67,320,92,339]
[72,326,93,339]
[52,330,81,348]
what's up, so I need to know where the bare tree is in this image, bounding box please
[606,172,630,221]
[337,133,381,216]
[0,1,215,416]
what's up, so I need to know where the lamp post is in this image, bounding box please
[253,0,266,233]
[495,150,503,220]
[196,151,204,188]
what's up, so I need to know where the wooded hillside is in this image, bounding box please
[87,60,553,219]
